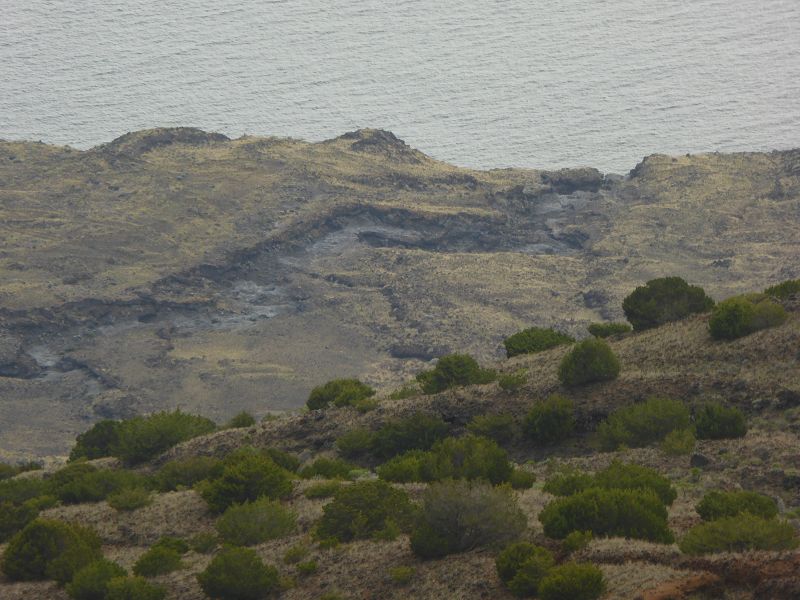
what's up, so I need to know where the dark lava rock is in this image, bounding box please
[541,167,604,194]
[690,453,711,468]
[97,127,230,157]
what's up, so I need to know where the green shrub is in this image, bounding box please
[154,456,224,492]
[503,327,574,358]
[51,466,147,505]
[411,480,526,559]
[264,448,301,473]
[542,469,594,497]
[0,463,17,480]
[389,565,415,585]
[467,413,516,444]
[303,481,342,499]
[416,354,496,394]
[106,576,165,600]
[200,448,293,513]
[1,518,102,583]
[299,457,357,480]
[587,322,631,338]
[499,369,528,391]
[538,562,606,600]
[660,428,696,456]
[370,413,449,460]
[69,420,122,462]
[496,542,555,597]
[188,532,218,554]
[558,338,620,387]
[510,469,536,490]
[709,294,787,340]
[524,395,575,445]
[296,561,318,576]
[679,513,798,554]
[539,488,673,542]
[695,490,778,521]
[388,383,420,400]
[765,278,800,299]
[622,277,714,331]
[594,461,676,506]
[225,411,256,428]
[197,546,281,600]
[598,397,690,450]
[336,428,375,459]
[0,499,41,542]
[114,410,217,465]
[307,378,375,410]
[0,476,50,505]
[107,487,152,511]
[694,402,747,440]
[283,544,309,564]
[377,435,513,485]
[316,480,415,542]
[132,545,183,577]
[562,530,593,553]
[66,559,127,600]
[216,498,296,546]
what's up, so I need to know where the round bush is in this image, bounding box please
[66,559,127,600]
[765,278,800,299]
[307,378,375,410]
[226,411,256,429]
[69,420,122,462]
[679,513,798,554]
[316,480,415,542]
[107,487,152,511]
[197,546,280,600]
[538,562,606,600]
[106,576,165,600]
[622,276,714,331]
[370,413,449,460]
[1,518,102,583]
[694,402,747,440]
[415,354,496,394]
[200,449,293,513]
[593,461,677,506]
[660,428,696,456]
[113,410,217,465]
[155,456,224,492]
[299,457,356,480]
[132,545,183,577]
[496,542,555,597]
[496,542,541,583]
[468,414,516,444]
[216,498,296,546]
[524,395,575,445]
[598,397,690,450]
[696,490,778,521]
[558,338,620,387]
[709,294,787,340]
[503,327,574,358]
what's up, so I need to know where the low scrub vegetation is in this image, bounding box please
[503,327,574,358]
[467,413,517,444]
[524,395,575,446]
[694,402,747,439]
[598,397,690,450]
[66,558,126,600]
[709,294,787,340]
[113,410,217,465]
[538,562,606,600]
[695,490,778,521]
[197,546,280,600]
[338,413,449,461]
[133,545,183,577]
[306,378,376,410]
[587,322,631,338]
[660,428,696,455]
[154,456,224,492]
[216,498,296,545]
[299,457,357,480]
[106,576,165,600]
[679,513,798,554]
[411,480,526,559]
[622,276,714,331]
[764,278,800,299]
[225,411,256,428]
[416,353,496,394]
[558,338,620,387]
[496,542,555,597]
[106,486,152,511]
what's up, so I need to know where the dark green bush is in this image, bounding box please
[155,456,224,492]
[264,448,301,473]
[377,435,513,485]
[106,576,166,600]
[370,413,449,460]
[587,322,631,338]
[542,462,676,506]
[496,542,555,597]
[1,518,102,583]
[696,490,778,521]
[562,530,593,553]
[510,469,536,490]
[542,469,594,497]
[0,499,41,542]
[709,294,787,340]
[316,480,416,543]
[539,488,673,543]
[0,476,50,505]
[503,327,574,358]
[200,448,294,513]
[622,277,714,331]
[216,498,296,546]
[198,546,280,600]
[132,545,183,577]
[283,544,309,564]
[51,465,147,505]
[538,562,606,600]
[299,457,356,480]
[107,487,152,511]
[188,532,218,554]
[660,428,696,456]
[558,338,620,387]
[335,428,375,459]
[152,536,189,555]
[0,463,17,480]
[524,395,575,445]
[679,513,798,554]
[225,411,256,429]
[66,559,127,600]
[416,354,496,394]
[765,278,800,299]
[467,413,517,444]
[410,480,526,559]
[598,397,690,450]
[306,378,375,410]
[113,410,217,465]
[694,402,747,440]
[69,420,122,462]
[303,481,342,499]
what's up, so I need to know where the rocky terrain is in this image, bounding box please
[0,128,798,458]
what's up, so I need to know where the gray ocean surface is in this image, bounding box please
[1,0,799,172]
